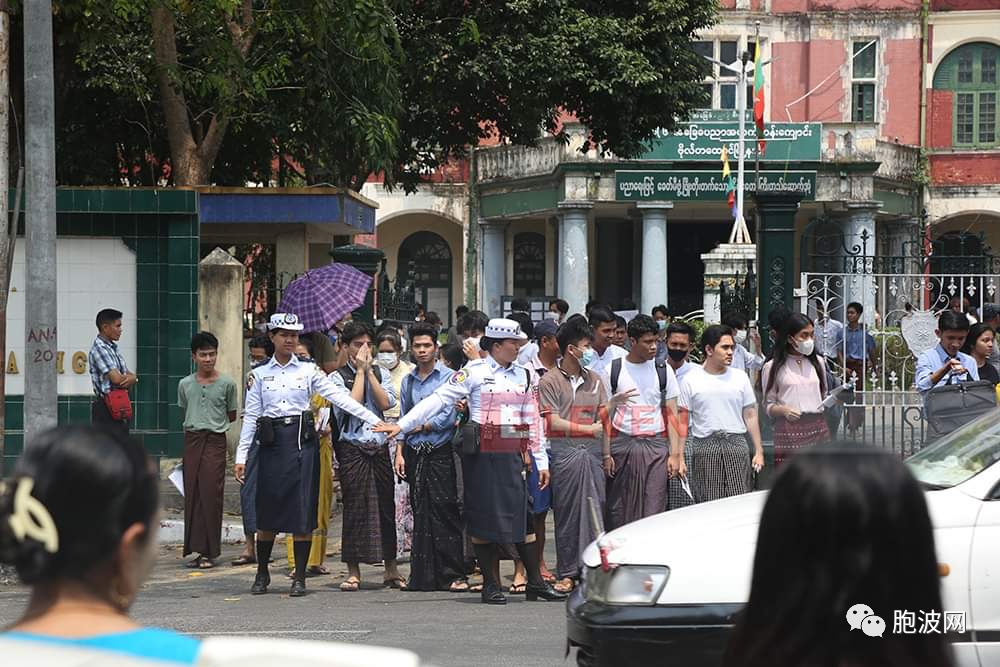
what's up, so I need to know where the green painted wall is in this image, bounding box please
[2,188,199,473]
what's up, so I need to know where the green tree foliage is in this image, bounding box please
[395,1,716,187]
[28,0,716,188]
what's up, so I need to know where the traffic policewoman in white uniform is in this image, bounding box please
[235,313,384,598]
[378,318,567,605]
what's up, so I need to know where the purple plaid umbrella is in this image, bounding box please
[277,263,372,333]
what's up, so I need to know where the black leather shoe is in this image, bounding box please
[525,583,568,601]
[251,572,270,595]
[290,579,306,597]
[481,585,507,605]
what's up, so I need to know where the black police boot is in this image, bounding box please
[525,582,568,602]
[251,571,270,595]
[481,584,507,605]
[290,578,306,597]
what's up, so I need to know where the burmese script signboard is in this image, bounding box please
[615,170,817,202]
[641,121,822,162]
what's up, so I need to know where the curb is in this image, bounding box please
[158,519,246,545]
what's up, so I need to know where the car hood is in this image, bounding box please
[580,487,981,606]
[582,492,768,605]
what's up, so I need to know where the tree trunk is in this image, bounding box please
[151,1,251,186]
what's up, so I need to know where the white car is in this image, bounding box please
[567,411,1000,667]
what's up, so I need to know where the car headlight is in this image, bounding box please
[583,565,670,605]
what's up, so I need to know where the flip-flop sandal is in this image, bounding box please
[198,559,216,569]
[468,583,484,593]
[448,580,470,592]
[308,566,331,576]
[230,556,256,566]
[340,577,360,592]
[508,583,526,594]
[383,576,407,589]
[185,557,204,569]
[541,571,557,583]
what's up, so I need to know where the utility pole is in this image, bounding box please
[23,0,58,445]
[0,0,13,469]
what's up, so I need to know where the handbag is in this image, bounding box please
[103,389,133,421]
[925,372,997,441]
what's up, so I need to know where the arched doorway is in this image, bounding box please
[398,231,452,324]
[513,232,546,297]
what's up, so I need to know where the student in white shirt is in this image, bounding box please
[663,320,699,511]
[679,325,763,504]
[723,312,764,377]
[605,315,682,530]
[585,306,627,378]
[812,299,844,365]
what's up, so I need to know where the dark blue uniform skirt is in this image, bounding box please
[461,447,528,544]
[255,421,320,535]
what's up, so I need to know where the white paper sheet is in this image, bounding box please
[168,463,184,497]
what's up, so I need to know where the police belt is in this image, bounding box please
[460,421,530,456]
[254,411,315,450]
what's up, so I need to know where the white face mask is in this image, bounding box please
[734,329,748,344]
[795,338,815,356]
[545,311,560,321]
[376,352,399,369]
[469,336,482,348]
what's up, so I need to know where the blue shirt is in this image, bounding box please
[915,344,980,396]
[836,325,876,361]
[5,628,200,664]
[329,362,397,445]
[400,362,457,449]
[88,335,129,397]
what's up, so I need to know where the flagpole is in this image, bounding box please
[733,47,748,245]
[753,20,762,243]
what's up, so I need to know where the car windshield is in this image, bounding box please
[907,408,1000,488]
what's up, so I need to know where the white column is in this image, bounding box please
[841,202,881,326]
[480,219,507,318]
[558,201,593,316]
[638,202,673,313]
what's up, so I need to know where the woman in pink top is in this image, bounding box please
[761,313,831,466]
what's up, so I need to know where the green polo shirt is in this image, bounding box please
[178,374,238,433]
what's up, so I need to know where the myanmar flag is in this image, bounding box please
[753,40,766,155]
[721,145,737,219]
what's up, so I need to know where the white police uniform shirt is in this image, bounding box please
[237,354,380,464]
[396,355,549,470]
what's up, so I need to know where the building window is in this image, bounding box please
[933,42,1000,148]
[691,37,761,111]
[852,40,877,122]
[398,231,452,325]
[513,232,546,297]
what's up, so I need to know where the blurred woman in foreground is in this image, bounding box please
[724,446,953,667]
[1,426,199,664]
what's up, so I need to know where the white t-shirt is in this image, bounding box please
[678,366,756,439]
[587,344,627,378]
[610,359,680,437]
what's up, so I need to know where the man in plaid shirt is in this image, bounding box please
[88,308,137,435]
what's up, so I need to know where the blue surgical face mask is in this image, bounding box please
[656,319,667,330]
[578,347,596,367]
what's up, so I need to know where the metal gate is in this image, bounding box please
[799,229,999,455]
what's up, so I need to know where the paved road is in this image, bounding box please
[0,530,574,667]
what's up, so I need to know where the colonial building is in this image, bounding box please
[927,2,1000,251]
[357,1,999,328]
